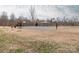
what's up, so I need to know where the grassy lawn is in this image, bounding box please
[0,29,60,53]
[0,32,59,53]
[0,27,79,53]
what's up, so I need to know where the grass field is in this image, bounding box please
[0,26,79,53]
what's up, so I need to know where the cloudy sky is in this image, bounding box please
[0,5,79,19]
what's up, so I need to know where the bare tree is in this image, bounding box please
[29,6,36,21]
[9,13,16,27]
[0,11,8,26]
[50,18,55,23]
[10,14,15,23]
[1,11,8,20]
[15,16,23,28]
[29,6,39,26]
[10,13,15,20]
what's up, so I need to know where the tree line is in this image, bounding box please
[0,8,79,27]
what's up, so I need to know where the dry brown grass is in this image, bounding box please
[0,26,79,52]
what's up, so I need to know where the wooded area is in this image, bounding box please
[0,11,79,27]
[0,6,79,27]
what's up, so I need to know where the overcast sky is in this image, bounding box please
[0,5,79,19]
